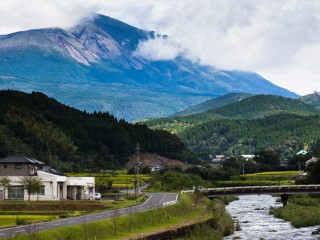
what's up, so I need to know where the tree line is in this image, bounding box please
[0,90,198,171]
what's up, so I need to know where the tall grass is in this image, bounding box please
[270,194,320,227]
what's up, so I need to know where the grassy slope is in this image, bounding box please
[13,194,233,240]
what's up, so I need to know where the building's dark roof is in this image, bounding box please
[0,156,45,165]
[43,166,66,176]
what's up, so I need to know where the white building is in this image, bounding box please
[0,156,94,201]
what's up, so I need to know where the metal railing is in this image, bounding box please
[181,184,320,195]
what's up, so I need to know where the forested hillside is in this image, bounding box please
[145,94,320,134]
[143,94,320,159]
[172,93,254,117]
[209,95,320,118]
[0,90,197,171]
[181,114,320,159]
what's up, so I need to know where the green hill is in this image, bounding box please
[0,90,197,171]
[143,94,320,159]
[172,92,254,117]
[180,114,320,159]
[208,94,320,118]
[145,94,320,134]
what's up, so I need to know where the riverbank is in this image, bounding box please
[270,194,320,228]
[225,195,319,240]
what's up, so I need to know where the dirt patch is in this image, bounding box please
[126,153,191,170]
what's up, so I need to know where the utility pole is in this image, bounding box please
[134,143,141,195]
[242,162,245,175]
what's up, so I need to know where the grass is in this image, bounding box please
[0,215,58,228]
[270,194,320,227]
[241,171,300,182]
[0,195,146,229]
[217,171,299,187]
[244,171,300,176]
[12,194,234,240]
[216,180,294,187]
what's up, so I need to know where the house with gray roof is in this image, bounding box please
[0,156,94,201]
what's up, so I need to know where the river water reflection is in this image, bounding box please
[224,195,319,240]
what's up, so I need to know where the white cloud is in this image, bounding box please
[0,0,319,95]
[133,36,184,61]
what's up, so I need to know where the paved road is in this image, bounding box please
[0,193,178,239]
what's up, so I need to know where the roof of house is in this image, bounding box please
[0,156,45,165]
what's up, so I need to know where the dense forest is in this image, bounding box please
[172,92,254,117]
[0,90,197,171]
[144,94,320,160]
[181,114,320,159]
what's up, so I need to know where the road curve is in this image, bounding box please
[0,192,178,239]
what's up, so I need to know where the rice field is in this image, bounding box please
[66,173,150,189]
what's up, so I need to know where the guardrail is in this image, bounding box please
[163,200,177,206]
[181,184,320,196]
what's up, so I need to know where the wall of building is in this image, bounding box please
[0,163,31,176]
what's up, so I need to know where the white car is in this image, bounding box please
[95,192,101,200]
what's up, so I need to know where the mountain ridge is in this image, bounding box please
[0,13,298,121]
[172,92,254,117]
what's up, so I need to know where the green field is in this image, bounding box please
[217,171,300,187]
[66,173,150,189]
[0,196,146,228]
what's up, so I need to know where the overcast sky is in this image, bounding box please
[0,0,319,95]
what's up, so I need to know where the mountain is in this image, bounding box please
[299,92,320,108]
[0,90,197,171]
[172,92,254,116]
[143,94,320,158]
[0,14,298,121]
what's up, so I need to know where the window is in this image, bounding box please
[38,186,45,195]
[8,186,24,200]
[4,165,7,168]
[15,164,22,169]
[32,186,45,195]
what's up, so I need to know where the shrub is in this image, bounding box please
[15,216,27,225]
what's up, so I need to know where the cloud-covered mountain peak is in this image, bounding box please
[0,13,298,121]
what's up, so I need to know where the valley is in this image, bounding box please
[0,7,320,240]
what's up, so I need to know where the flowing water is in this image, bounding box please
[224,195,320,240]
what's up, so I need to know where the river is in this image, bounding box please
[224,195,320,240]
